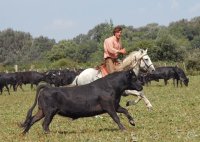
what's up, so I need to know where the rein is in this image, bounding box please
[140,54,154,69]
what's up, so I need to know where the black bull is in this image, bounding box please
[20,70,143,134]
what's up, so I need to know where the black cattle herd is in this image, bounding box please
[0,66,189,133]
[0,69,83,95]
[0,66,189,95]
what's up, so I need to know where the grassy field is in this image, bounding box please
[0,76,199,142]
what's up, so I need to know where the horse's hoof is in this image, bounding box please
[126,101,131,106]
[95,115,104,119]
[44,130,50,134]
[122,92,129,97]
[147,105,153,111]
[126,102,129,106]
[126,101,136,106]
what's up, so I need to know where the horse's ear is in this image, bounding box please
[138,49,143,54]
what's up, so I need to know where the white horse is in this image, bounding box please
[71,49,155,110]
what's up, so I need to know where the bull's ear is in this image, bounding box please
[130,69,137,81]
[129,69,136,76]
[129,69,133,75]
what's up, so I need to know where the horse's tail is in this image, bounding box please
[20,83,50,128]
[70,75,79,86]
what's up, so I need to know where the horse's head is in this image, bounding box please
[138,49,155,73]
[120,49,155,76]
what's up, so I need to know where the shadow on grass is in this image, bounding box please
[53,128,119,135]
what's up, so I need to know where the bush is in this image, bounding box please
[50,58,78,69]
[186,59,200,71]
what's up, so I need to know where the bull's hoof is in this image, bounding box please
[18,122,25,128]
[129,120,135,126]
[21,131,27,136]
[120,127,126,131]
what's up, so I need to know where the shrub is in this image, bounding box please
[50,58,78,69]
[186,59,200,71]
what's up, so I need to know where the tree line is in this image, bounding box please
[0,17,200,72]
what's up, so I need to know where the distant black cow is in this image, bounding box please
[174,67,189,87]
[146,66,189,87]
[16,71,46,90]
[44,69,78,87]
[0,73,10,95]
[20,70,143,134]
[0,72,18,95]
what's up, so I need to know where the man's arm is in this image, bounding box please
[104,39,119,54]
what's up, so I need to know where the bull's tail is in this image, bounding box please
[20,83,50,128]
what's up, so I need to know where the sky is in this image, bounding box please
[0,0,200,42]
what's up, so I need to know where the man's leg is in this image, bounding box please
[105,58,115,73]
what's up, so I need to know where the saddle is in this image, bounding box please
[96,63,109,77]
[96,61,121,77]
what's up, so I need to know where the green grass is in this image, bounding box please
[0,76,199,142]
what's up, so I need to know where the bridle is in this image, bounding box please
[140,54,154,71]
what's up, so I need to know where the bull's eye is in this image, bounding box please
[132,76,137,82]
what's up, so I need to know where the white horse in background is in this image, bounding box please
[71,49,155,110]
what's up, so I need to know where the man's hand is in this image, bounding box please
[119,48,126,54]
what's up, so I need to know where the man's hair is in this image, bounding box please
[113,26,122,35]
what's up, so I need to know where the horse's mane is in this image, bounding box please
[119,49,145,70]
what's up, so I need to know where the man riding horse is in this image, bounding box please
[104,26,126,74]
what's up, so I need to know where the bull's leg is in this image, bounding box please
[99,95,125,130]
[5,85,10,95]
[180,80,183,87]
[164,79,168,85]
[42,111,56,133]
[0,88,2,95]
[19,84,24,91]
[22,109,44,134]
[116,106,135,126]
[125,90,152,110]
[13,84,17,91]
[16,82,24,91]
[30,83,34,90]
[173,79,175,87]
[176,79,179,87]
